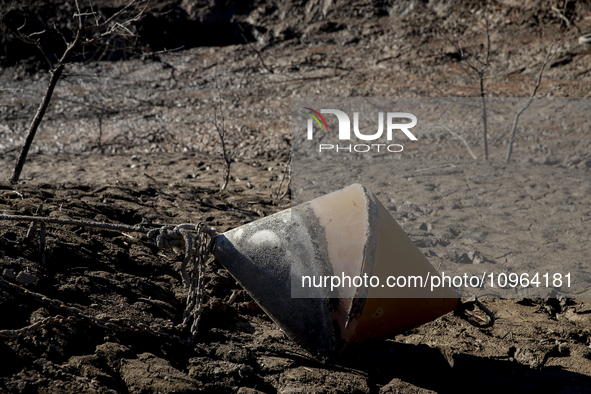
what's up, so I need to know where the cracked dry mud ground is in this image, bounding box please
[2,0,591,393]
[1,154,591,394]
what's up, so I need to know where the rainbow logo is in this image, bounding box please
[302,107,328,132]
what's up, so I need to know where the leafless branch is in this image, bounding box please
[552,6,572,28]
[506,31,565,163]
[445,2,492,160]
[211,94,231,192]
[439,125,478,160]
[238,24,274,74]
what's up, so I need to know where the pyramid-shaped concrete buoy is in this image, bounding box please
[213,184,458,359]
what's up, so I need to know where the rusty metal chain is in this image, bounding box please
[0,214,216,344]
[148,223,216,340]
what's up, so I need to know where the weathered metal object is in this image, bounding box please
[213,184,459,359]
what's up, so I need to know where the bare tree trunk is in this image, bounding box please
[10,65,64,183]
[10,28,81,184]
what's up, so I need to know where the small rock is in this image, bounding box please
[514,347,542,369]
[2,268,16,279]
[16,271,36,285]
[467,250,483,264]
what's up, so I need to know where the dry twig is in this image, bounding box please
[272,152,292,200]
[439,125,478,160]
[212,101,231,192]
[505,30,567,162]
[211,76,233,192]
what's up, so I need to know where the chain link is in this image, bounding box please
[0,216,216,344]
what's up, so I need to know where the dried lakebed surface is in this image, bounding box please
[2,0,591,392]
[1,152,591,393]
